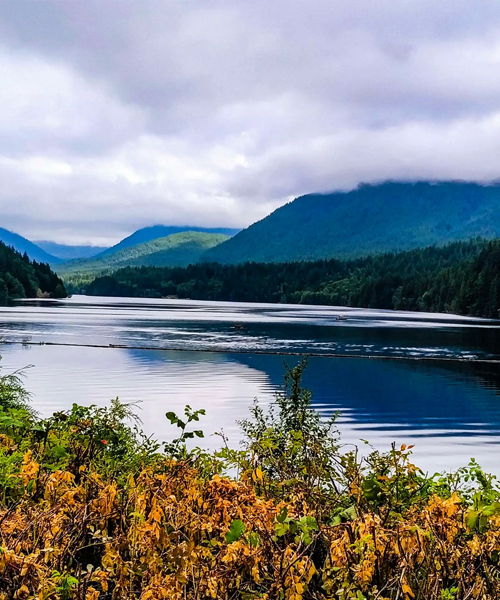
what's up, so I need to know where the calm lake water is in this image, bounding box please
[0,295,500,473]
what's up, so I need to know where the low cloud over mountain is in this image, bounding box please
[2,1,500,243]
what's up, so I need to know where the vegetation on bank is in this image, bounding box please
[0,241,66,300]
[83,238,500,317]
[1,360,500,598]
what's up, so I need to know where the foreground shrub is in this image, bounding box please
[0,361,499,598]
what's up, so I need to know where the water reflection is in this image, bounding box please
[1,295,500,360]
[1,342,500,473]
[0,345,277,451]
[1,296,500,473]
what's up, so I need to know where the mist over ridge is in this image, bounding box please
[204,180,500,263]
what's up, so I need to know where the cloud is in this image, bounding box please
[1,1,500,243]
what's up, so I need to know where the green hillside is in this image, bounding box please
[203,181,500,264]
[58,231,229,278]
[0,240,66,300]
[96,225,239,257]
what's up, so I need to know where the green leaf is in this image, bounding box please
[342,505,357,521]
[482,502,500,517]
[165,412,178,425]
[274,522,289,537]
[30,425,46,433]
[466,510,479,531]
[225,519,246,543]
[277,506,288,523]
[299,516,318,530]
[51,445,68,459]
[362,477,383,502]
[247,532,262,548]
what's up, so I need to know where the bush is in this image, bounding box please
[0,361,499,598]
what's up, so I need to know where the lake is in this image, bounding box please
[0,295,500,473]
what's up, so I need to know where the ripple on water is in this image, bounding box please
[0,297,499,472]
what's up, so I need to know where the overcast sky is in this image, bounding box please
[2,1,500,244]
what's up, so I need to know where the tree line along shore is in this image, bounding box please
[78,238,500,318]
[0,241,66,301]
[2,234,500,319]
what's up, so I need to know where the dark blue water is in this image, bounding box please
[0,296,499,473]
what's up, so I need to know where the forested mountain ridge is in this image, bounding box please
[0,241,66,300]
[97,225,239,258]
[58,231,230,277]
[0,228,60,264]
[204,181,500,264]
[85,238,500,318]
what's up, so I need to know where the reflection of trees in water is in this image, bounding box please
[111,345,500,436]
[234,354,500,434]
[440,361,500,396]
[476,363,500,391]
[125,348,233,367]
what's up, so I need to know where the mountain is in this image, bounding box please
[35,241,109,261]
[0,228,60,264]
[57,231,229,276]
[97,225,240,258]
[0,240,66,300]
[203,181,500,264]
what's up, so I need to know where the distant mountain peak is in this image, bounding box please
[96,225,240,258]
[35,241,109,261]
[57,230,230,276]
[0,228,60,264]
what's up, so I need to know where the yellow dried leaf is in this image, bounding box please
[14,585,29,599]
